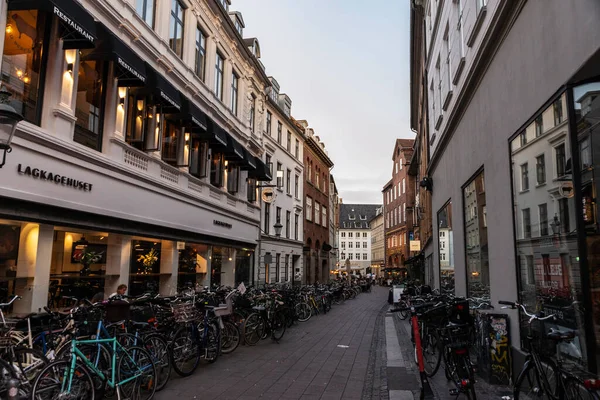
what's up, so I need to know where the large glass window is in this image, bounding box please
[2,10,50,125]
[194,27,206,80]
[306,197,312,221]
[266,111,272,135]
[210,152,225,187]
[189,139,209,178]
[136,0,155,27]
[130,240,161,296]
[227,163,239,194]
[286,211,290,239]
[511,92,586,367]
[74,51,106,151]
[125,94,164,151]
[211,246,239,288]
[169,0,185,58]
[161,121,181,164]
[249,95,256,131]
[463,171,489,298]
[178,243,209,291]
[215,53,224,100]
[438,202,454,295]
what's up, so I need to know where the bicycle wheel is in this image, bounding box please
[142,333,171,392]
[514,356,559,400]
[56,342,110,398]
[31,360,95,400]
[295,303,312,322]
[564,377,598,400]
[243,313,266,346]
[271,312,286,342]
[12,347,49,388]
[221,321,240,355]
[0,358,20,399]
[201,322,220,363]
[117,346,157,400]
[170,324,201,377]
[422,330,442,377]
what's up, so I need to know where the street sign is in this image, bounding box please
[177,241,185,250]
[261,188,276,203]
[410,240,421,251]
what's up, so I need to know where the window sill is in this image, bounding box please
[452,57,466,85]
[519,189,530,194]
[435,114,444,130]
[467,6,487,47]
[536,182,546,188]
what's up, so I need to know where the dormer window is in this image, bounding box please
[349,214,355,220]
[235,19,243,36]
[360,215,367,220]
[219,0,228,11]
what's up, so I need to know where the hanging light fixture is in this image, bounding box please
[74,235,89,247]
[0,86,24,168]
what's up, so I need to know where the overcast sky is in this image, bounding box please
[237,0,414,205]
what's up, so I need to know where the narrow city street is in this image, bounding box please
[156,287,392,400]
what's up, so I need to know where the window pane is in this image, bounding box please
[438,202,454,295]
[463,171,489,298]
[74,52,104,151]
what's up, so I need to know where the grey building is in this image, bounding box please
[338,204,380,276]
[412,0,600,374]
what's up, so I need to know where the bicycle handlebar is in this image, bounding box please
[0,295,21,307]
[499,300,556,322]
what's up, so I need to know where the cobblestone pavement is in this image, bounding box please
[155,286,390,400]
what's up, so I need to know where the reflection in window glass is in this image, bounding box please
[0,221,20,304]
[573,81,600,370]
[2,10,48,125]
[463,171,489,298]
[511,94,587,367]
[177,243,209,291]
[74,52,105,151]
[437,202,454,295]
[130,240,161,296]
[169,0,185,58]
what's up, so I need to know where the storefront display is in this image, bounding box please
[130,240,161,296]
[177,243,209,291]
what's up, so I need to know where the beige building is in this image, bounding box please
[370,206,384,277]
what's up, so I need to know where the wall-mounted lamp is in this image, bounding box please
[420,176,433,192]
[118,87,126,106]
[0,86,24,168]
[66,63,74,74]
[64,50,77,77]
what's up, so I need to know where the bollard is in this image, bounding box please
[7,378,19,400]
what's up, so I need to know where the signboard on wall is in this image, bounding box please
[410,240,421,252]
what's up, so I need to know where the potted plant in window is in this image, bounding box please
[78,249,104,276]
[137,248,159,275]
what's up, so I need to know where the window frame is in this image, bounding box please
[215,52,225,100]
[536,154,546,184]
[230,71,239,115]
[136,0,155,28]
[168,0,185,58]
[194,26,206,80]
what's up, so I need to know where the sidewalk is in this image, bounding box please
[384,309,514,399]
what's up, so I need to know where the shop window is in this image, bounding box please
[74,51,107,151]
[0,222,21,303]
[463,171,489,298]
[227,163,240,194]
[130,240,161,296]
[50,230,109,307]
[247,178,257,202]
[211,246,247,287]
[189,139,209,178]
[235,249,253,286]
[210,152,225,187]
[438,201,454,295]
[125,93,164,151]
[2,10,50,125]
[177,243,209,291]
[161,121,181,164]
[510,93,586,367]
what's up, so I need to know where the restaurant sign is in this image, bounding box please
[17,164,93,192]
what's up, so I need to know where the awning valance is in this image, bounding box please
[248,158,272,181]
[181,97,208,131]
[200,119,228,148]
[224,135,245,162]
[241,149,257,171]
[144,63,182,112]
[89,22,146,87]
[9,0,97,49]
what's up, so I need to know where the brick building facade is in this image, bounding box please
[383,139,415,273]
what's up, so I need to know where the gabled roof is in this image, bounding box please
[339,204,381,230]
[392,138,415,160]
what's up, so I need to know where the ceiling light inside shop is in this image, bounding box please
[6,24,12,34]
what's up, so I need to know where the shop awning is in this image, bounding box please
[9,0,97,49]
[89,23,146,87]
[241,149,257,171]
[181,97,208,131]
[248,158,272,181]
[405,253,424,266]
[144,63,182,112]
[201,119,228,148]
[224,135,245,162]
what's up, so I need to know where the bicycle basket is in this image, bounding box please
[172,302,200,323]
[529,330,557,358]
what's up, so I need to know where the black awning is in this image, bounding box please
[201,119,228,148]
[89,23,146,87]
[144,63,182,112]
[249,158,272,181]
[181,97,208,131]
[241,149,257,171]
[224,135,245,162]
[9,0,97,49]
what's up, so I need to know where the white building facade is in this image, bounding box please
[338,204,380,276]
[0,0,278,313]
[257,77,304,285]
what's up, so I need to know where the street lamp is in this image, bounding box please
[0,86,24,168]
[273,221,283,237]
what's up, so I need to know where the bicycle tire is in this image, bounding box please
[422,330,442,377]
[11,347,49,387]
[295,303,312,322]
[142,333,171,392]
[243,313,265,346]
[514,356,559,400]
[170,324,201,377]
[117,345,157,400]
[55,341,111,397]
[0,358,19,399]
[271,312,286,342]
[221,321,240,355]
[563,376,598,400]
[31,360,95,400]
[201,322,220,363]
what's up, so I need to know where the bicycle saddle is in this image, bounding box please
[547,328,576,341]
[130,321,150,328]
